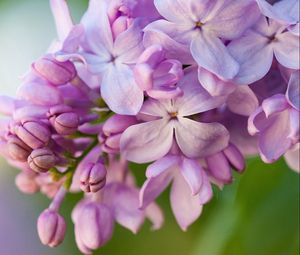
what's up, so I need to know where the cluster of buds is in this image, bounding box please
[0,0,299,254]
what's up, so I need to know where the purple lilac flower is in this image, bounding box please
[0,0,299,253]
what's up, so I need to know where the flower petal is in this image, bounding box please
[227,86,259,116]
[176,67,226,116]
[101,63,144,115]
[114,19,144,64]
[50,0,73,41]
[120,119,174,163]
[180,157,203,195]
[146,155,180,178]
[139,169,173,209]
[145,203,164,231]
[170,172,203,231]
[175,117,230,158]
[287,71,300,110]
[228,30,273,84]
[81,0,113,54]
[190,32,239,80]
[259,110,293,163]
[284,144,300,172]
[198,171,213,204]
[273,32,300,69]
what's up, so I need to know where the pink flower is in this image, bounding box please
[120,68,229,163]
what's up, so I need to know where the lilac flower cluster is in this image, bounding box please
[0,0,299,253]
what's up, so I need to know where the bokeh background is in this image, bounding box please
[0,1,299,254]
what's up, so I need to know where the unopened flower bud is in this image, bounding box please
[80,162,107,193]
[7,135,32,162]
[33,55,76,86]
[73,202,114,253]
[28,148,57,173]
[37,209,66,247]
[15,121,51,149]
[100,114,137,153]
[49,105,79,135]
[15,171,39,194]
[223,143,245,173]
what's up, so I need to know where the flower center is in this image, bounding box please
[195,21,203,29]
[169,111,178,119]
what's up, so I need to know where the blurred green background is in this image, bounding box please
[0,1,299,255]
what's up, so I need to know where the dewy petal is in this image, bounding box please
[259,110,293,163]
[170,171,203,231]
[175,117,230,158]
[204,0,260,40]
[146,155,180,178]
[176,68,226,116]
[227,86,259,116]
[273,32,300,69]
[81,0,113,55]
[139,169,173,209]
[143,21,194,64]
[120,119,174,163]
[50,0,73,41]
[104,184,144,234]
[190,32,239,80]
[228,30,273,84]
[286,71,300,110]
[180,157,203,195]
[101,63,143,115]
[114,19,144,64]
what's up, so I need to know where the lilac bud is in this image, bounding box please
[48,105,79,135]
[80,162,107,193]
[15,171,39,194]
[206,152,233,184]
[33,55,76,86]
[37,209,66,247]
[28,148,57,173]
[100,114,137,153]
[15,121,51,149]
[223,143,245,173]
[74,202,114,252]
[7,135,32,162]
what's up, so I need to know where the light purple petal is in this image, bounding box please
[284,144,300,172]
[175,117,230,158]
[176,68,226,116]
[273,32,300,69]
[139,169,173,209]
[262,94,289,117]
[81,0,113,54]
[139,98,170,118]
[287,71,300,110]
[104,184,144,234]
[198,67,237,97]
[114,19,144,64]
[259,110,293,163]
[180,157,203,195]
[204,0,260,40]
[198,171,213,204]
[228,30,273,84]
[145,203,164,231]
[143,21,194,64]
[154,0,195,23]
[227,86,259,116]
[50,0,73,41]
[170,172,203,231]
[120,119,174,163]
[146,155,180,178]
[101,63,144,115]
[191,32,239,80]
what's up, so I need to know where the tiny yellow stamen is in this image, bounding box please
[195,21,203,28]
[169,112,178,118]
